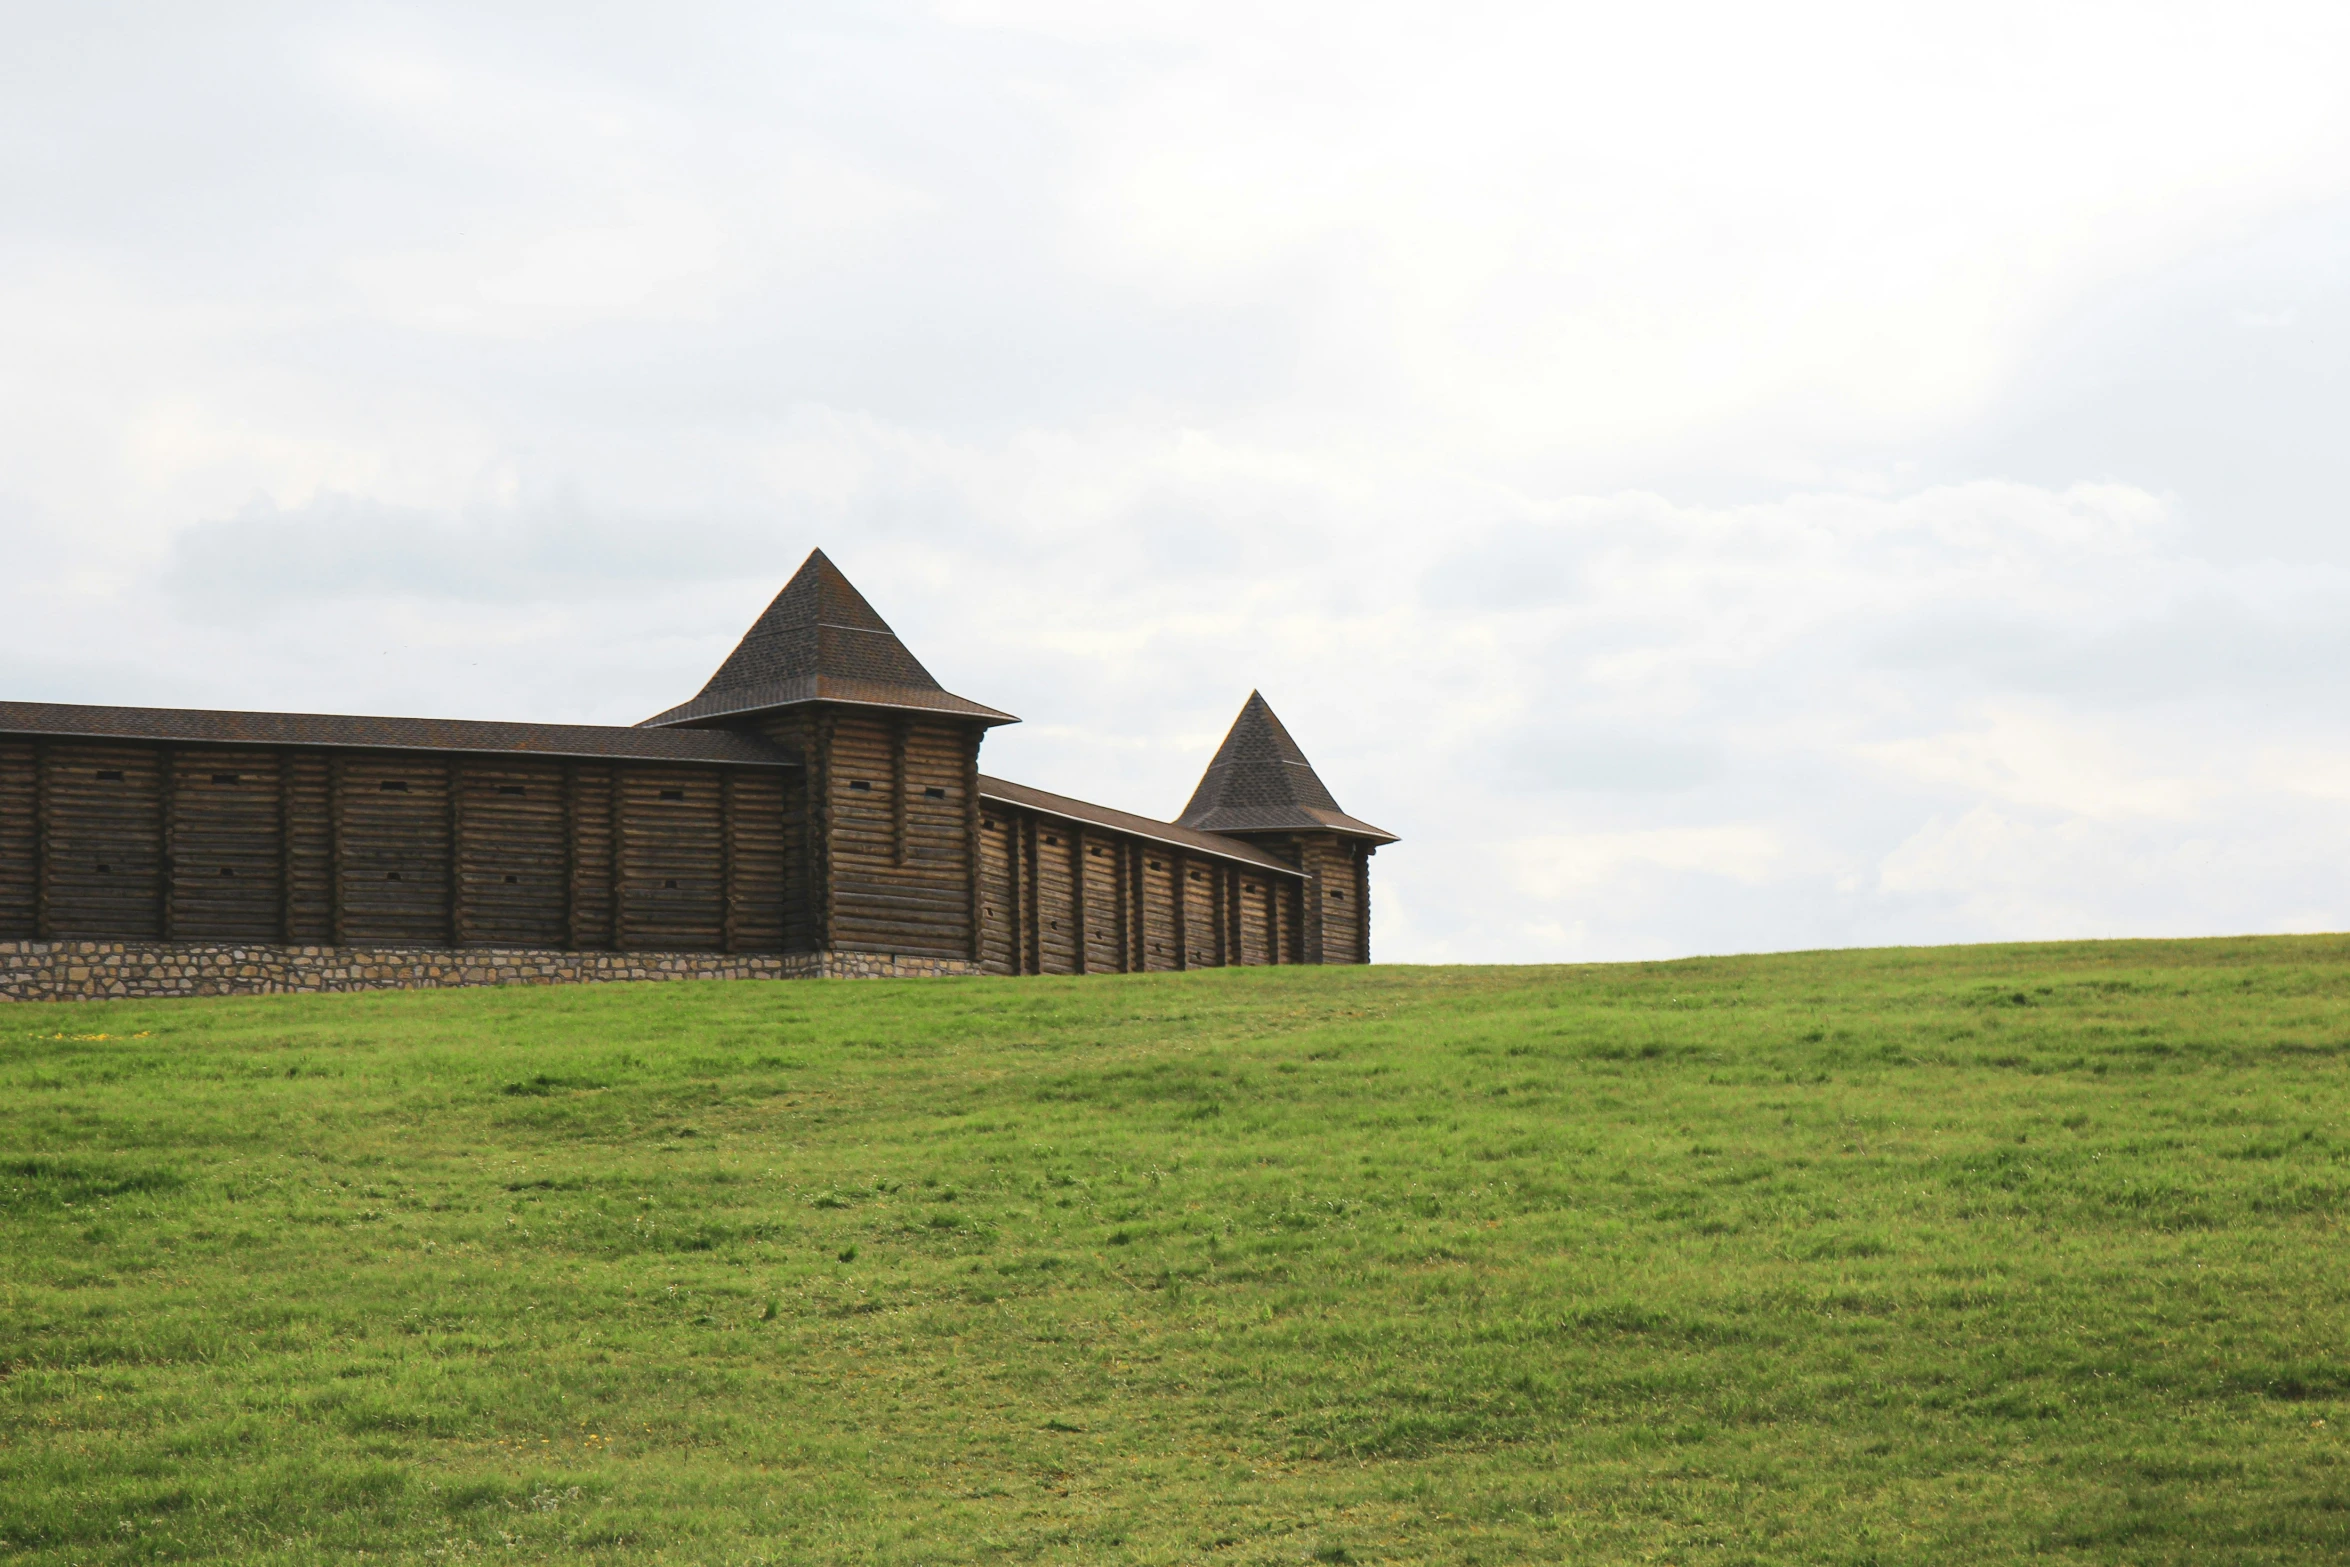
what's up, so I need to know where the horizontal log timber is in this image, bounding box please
[830,870,974,899]
[831,904,971,929]
[833,924,969,941]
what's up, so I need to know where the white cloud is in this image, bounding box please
[1857,708,2208,821]
[1052,1,2350,465]
[1512,827,1788,897]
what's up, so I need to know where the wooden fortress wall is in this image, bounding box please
[738,706,1336,974]
[1229,831,1375,968]
[974,808,1305,976]
[742,709,979,963]
[0,740,793,953]
[0,721,1371,972]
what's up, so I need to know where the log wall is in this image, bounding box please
[1237,869,1270,965]
[0,740,797,953]
[1316,836,1370,964]
[969,797,1312,977]
[334,753,452,945]
[977,808,1018,975]
[1191,831,1374,964]
[1141,850,1177,971]
[0,743,32,938]
[1181,859,1217,967]
[824,714,978,961]
[167,749,284,942]
[454,760,568,948]
[746,709,976,959]
[1080,832,1120,975]
[37,743,164,941]
[284,755,332,943]
[1033,820,1075,974]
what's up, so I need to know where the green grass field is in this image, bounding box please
[5,937,2350,1564]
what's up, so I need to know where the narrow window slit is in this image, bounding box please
[96,770,123,781]
[379,780,408,793]
[211,773,240,785]
[660,789,685,801]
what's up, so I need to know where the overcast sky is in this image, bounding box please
[7,1,2350,962]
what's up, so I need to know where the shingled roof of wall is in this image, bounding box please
[1175,691,1397,842]
[641,549,1016,729]
[978,775,1305,877]
[0,701,799,767]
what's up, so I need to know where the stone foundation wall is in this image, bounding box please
[0,941,978,1003]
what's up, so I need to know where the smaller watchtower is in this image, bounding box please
[1176,692,1395,963]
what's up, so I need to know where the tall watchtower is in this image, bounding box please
[641,549,1015,963]
[1175,692,1395,963]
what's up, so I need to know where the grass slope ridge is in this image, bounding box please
[4,936,2349,1564]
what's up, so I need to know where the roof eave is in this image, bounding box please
[1310,813,1400,845]
[1174,810,1399,846]
[642,690,1019,730]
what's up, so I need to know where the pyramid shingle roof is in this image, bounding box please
[641,549,1015,728]
[1175,692,1395,842]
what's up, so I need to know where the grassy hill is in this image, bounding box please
[5,937,2350,1564]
